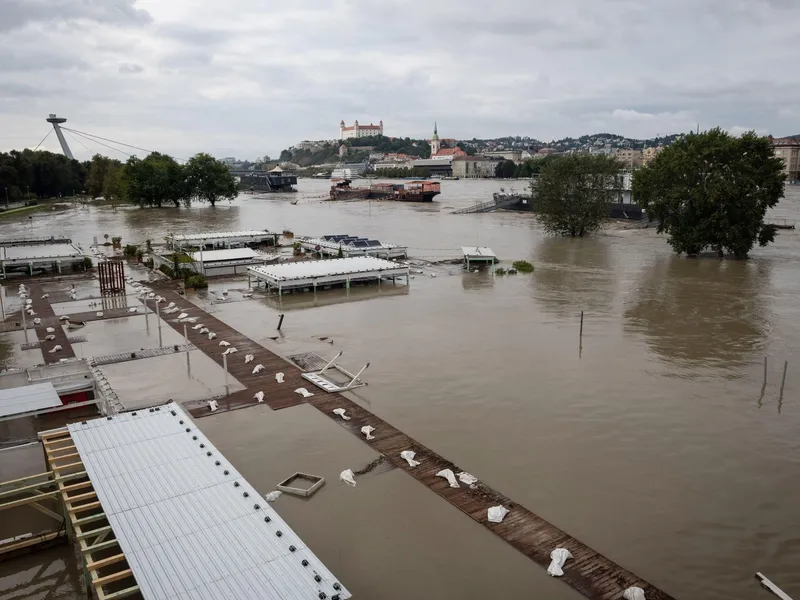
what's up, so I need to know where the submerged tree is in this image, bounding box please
[121,152,187,208]
[534,154,620,237]
[632,128,785,258]
[184,153,238,207]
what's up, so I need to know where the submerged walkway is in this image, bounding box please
[27,284,76,364]
[148,287,676,600]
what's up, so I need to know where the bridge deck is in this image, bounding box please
[146,286,676,600]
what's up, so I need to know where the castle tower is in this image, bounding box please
[340,120,345,139]
[354,120,359,137]
[379,120,384,136]
[430,122,441,156]
[46,114,74,160]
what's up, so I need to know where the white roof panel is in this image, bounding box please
[169,231,273,242]
[1,243,84,261]
[250,256,404,282]
[461,246,497,258]
[0,382,62,417]
[68,403,351,600]
[188,248,261,262]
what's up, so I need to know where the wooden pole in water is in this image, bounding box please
[21,303,28,343]
[764,356,768,385]
[155,301,162,348]
[277,313,284,330]
[183,324,188,345]
[223,353,229,396]
[579,311,584,338]
[780,360,788,394]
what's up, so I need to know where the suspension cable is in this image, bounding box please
[33,129,53,151]
[66,129,131,158]
[61,126,186,162]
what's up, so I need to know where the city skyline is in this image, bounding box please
[0,0,797,161]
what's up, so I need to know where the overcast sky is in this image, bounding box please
[0,0,797,161]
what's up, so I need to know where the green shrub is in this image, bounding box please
[145,258,154,269]
[184,274,208,289]
[82,257,93,268]
[495,267,507,275]
[111,236,122,245]
[159,264,175,278]
[123,244,138,257]
[175,253,193,264]
[512,260,534,273]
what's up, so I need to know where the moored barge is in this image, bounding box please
[330,179,441,202]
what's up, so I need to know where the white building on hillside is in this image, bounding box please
[340,120,383,139]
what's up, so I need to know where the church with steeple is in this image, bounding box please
[429,122,466,160]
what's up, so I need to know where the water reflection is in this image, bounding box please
[122,203,242,238]
[531,236,615,317]
[262,283,409,311]
[625,257,770,368]
[461,271,495,290]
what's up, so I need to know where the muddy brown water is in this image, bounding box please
[1,180,799,599]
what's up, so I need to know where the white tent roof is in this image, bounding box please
[250,257,405,282]
[461,246,497,259]
[0,382,62,418]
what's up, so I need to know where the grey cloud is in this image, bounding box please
[0,0,151,33]
[158,24,234,46]
[0,48,87,72]
[159,50,215,69]
[119,63,144,74]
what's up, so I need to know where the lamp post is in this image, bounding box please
[4,187,8,209]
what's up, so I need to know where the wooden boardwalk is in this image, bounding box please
[89,343,195,366]
[27,284,76,364]
[146,288,676,600]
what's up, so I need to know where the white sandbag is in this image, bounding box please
[265,490,282,502]
[219,340,230,347]
[41,294,49,299]
[275,372,284,383]
[458,472,478,485]
[222,347,237,355]
[436,469,459,488]
[244,354,254,363]
[295,387,314,398]
[46,327,55,333]
[48,345,62,353]
[623,588,646,600]
[254,391,265,403]
[547,548,573,577]
[45,335,55,341]
[96,311,104,317]
[129,307,138,313]
[33,318,41,325]
[199,328,209,334]
[361,425,375,440]
[332,408,350,420]
[25,299,32,305]
[167,302,175,309]
[252,364,265,374]
[339,469,356,487]
[487,505,509,523]
[208,332,217,340]
[192,323,204,330]
[208,400,218,412]
[177,312,188,319]
[400,450,420,467]
[59,316,70,321]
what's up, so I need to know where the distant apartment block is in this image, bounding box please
[771,137,800,181]
[482,150,522,162]
[642,146,663,166]
[613,148,643,166]
[340,120,383,139]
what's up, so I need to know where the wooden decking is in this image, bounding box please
[27,284,76,364]
[146,287,676,600]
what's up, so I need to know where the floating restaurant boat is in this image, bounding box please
[329,179,441,202]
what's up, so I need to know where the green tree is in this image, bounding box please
[185,153,238,207]
[632,128,785,258]
[86,154,108,198]
[121,152,186,208]
[495,160,516,178]
[102,161,123,201]
[535,154,621,237]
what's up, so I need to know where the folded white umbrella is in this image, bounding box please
[360,425,375,440]
[547,548,573,577]
[252,364,265,374]
[244,354,254,363]
[295,387,314,398]
[275,372,284,383]
[332,408,350,420]
[400,450,420,467]
[208,400,218,412]
[340,470,356,487]
[207,332,217,340]
[254,391,265,402]
[46,327,55,333]
[218,340,230,347]
[436,469,459,488]
[487,505,509,523]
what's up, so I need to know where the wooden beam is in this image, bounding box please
[102,585,140,600]
[0,470,53,487]
[93,569,133,588]
[83,539,119,554]
[48,451,80,462]
[0,530,65,554]
[29,500,65,522]
[0,491,58,510]
[51,460,83,471]
[68,500,101,514]
[77,525,111,540]
[66,491,97,503]
[40,428,70,440]
[74,512,107,526]
[48,444,77,455]
[86,553,126,571]
[0,479,56,499]
[62,480,93,493]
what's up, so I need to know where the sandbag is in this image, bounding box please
[623,587,646,600]
[458,472,478,485]
[547,548,573,577]
[333,408,350,420]
[295,387,314,398]
[275,372,285,383]
[487,505,509,523]
[340,469,356,487]
[265,491,282,502]
[436,469,459,488]
[361,425,375,440]
[400,450,420,467]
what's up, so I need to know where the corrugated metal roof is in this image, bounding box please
[461,246,497,258]
[249,257,404,282]
[68,403,351,600]
[1,243,84,262]
[188,248,261,263]
[169,231,273,242]
[0,382,62,417]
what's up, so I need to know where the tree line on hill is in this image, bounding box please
[0,149,237,208]
[531,128,784,259]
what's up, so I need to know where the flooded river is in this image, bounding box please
[1,179,799,599]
